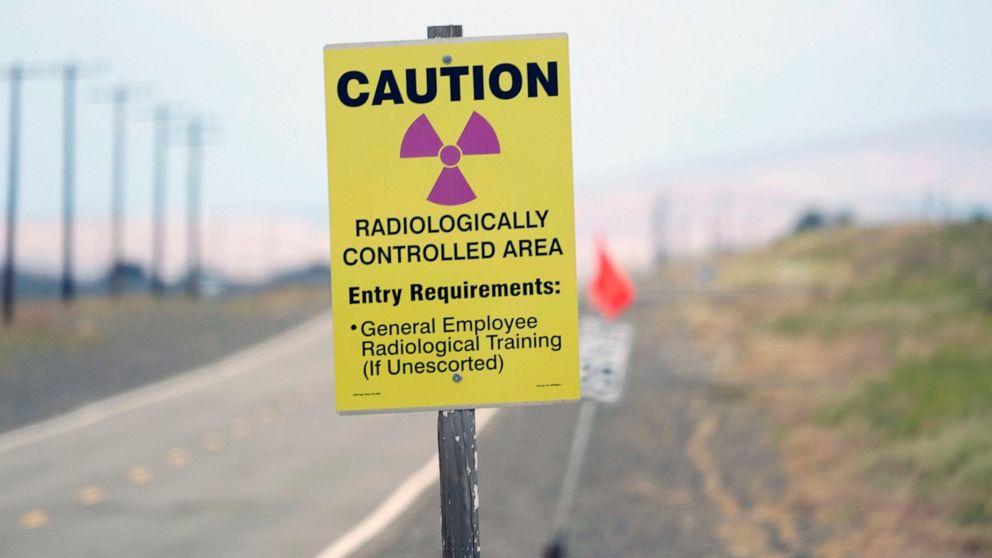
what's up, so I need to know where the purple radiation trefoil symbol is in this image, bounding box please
[400,112,501,206]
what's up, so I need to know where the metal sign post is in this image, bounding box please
[544,317,635,557]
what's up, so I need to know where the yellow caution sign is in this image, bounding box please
[324,33,578,413]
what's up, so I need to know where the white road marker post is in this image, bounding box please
[544,399,597,558]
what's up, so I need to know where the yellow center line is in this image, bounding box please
[19,509,49,529]
[168,447,190,467]
[77,485,105,506]
[128,465,153,485]
[230,418,252,438]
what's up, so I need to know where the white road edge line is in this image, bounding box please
[0,313,332,455]
[315,408,500,558]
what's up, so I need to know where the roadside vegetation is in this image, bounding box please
[680,221,992,556]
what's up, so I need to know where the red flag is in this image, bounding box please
[588,238,635,319]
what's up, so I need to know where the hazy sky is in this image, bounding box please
[2,1,991,226]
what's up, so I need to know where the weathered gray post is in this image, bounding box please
[429,25,481,558]
[438,408,480,557]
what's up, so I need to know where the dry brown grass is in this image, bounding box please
[673,221,992,557]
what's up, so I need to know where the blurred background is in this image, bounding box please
[1,2,990,557]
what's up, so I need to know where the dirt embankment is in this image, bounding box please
[678,222,992,557]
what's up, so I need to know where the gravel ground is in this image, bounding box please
[351,287,829,558]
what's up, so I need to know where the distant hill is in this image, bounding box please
[4,261,330,302]
[4,270,107,300]
[263,263,330,290]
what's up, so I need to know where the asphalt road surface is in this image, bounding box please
[1,293,830,557]
[0,313,449,558]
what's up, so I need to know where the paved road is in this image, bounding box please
[0,314,443,558]
[1,294,833,557]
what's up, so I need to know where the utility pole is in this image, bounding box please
[56,62,105,304]
[2,62,102,322]
[184,117,203,298]
[710,192,732,256]
[60,65,77,304]
[150,105,171,297]
[651,195,668,266]
[109,87,129,295]
[2,65,23,325]
[711,200,722,255]
[92,84,148,296]
[921,188,933,223]
[941,186,953,223]
[179,114,219,299]
[99,86,144,296]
